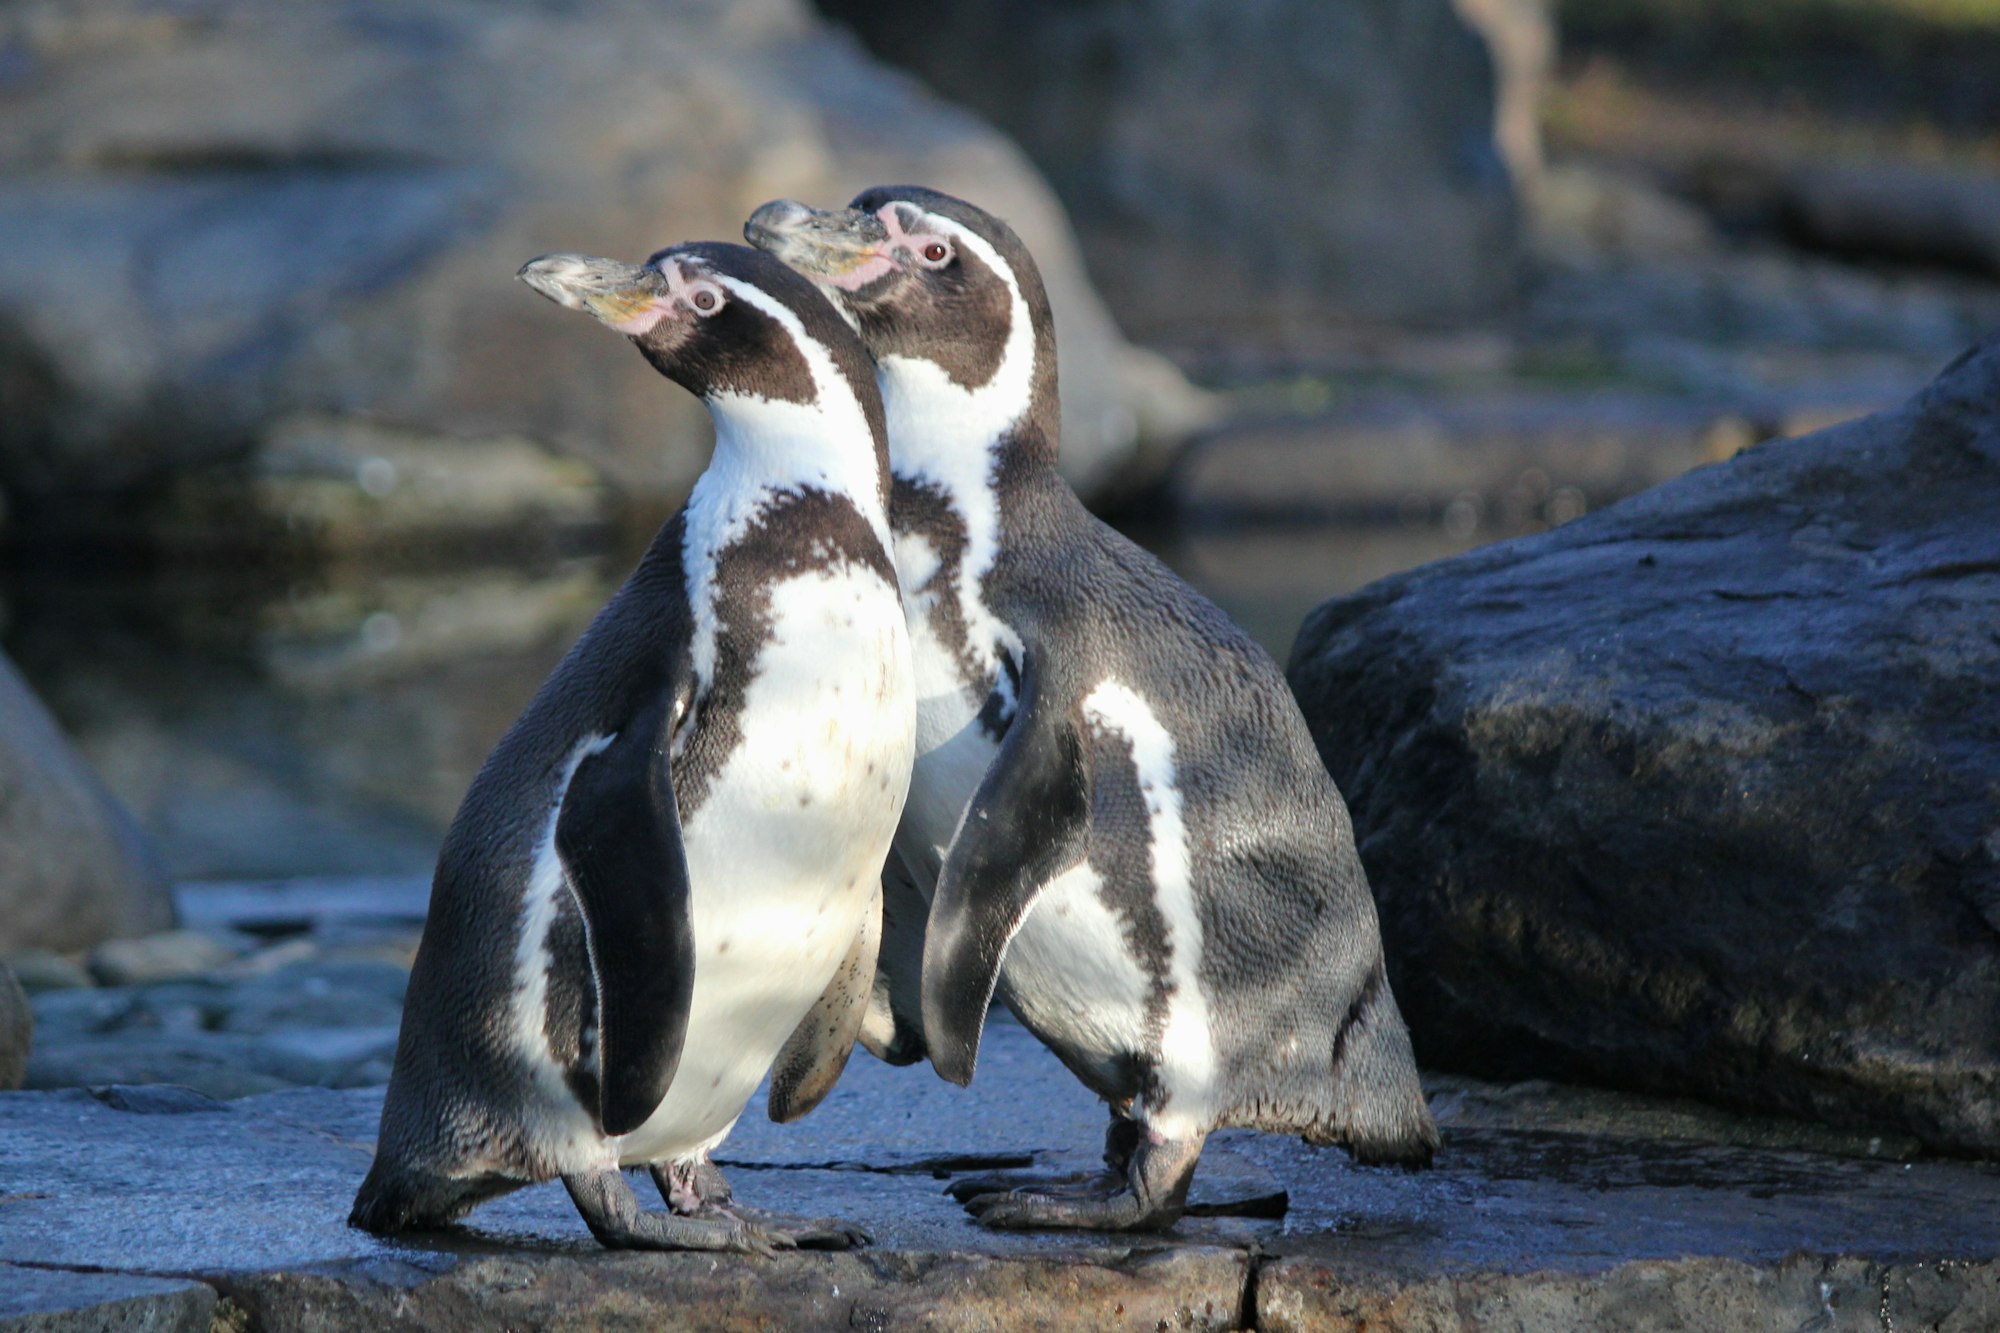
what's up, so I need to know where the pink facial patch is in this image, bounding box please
[823,204,924,291]
[609,301,674,336]
[609,260,723,333]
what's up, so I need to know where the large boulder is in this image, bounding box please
[0,652,173,954]
[813,0,1523,333]
[1288,337,2000,1155]
[0,0,1203,534]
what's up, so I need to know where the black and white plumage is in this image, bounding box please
[748,188,1437,1232]
[348,242,915,1252]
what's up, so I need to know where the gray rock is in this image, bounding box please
[87,928,244,986]
[23,1034,300,1099]
[173,876,430,934]
[215,960,409,1035]
[3,1022,2000,1330]
[1426,1073,1923,1160]
[1172,388,1752,527]
[27,987,139,1042]
[1714,158,2000,280]
[816,0,1520,332]
[0,962,28,1091]
[1530,162,1719,263]
[1258,1253,2000,1333]
[1288,335,2000,1155]
[0,1266,215,1333]
[0,0,1200,528]
[5,949,94,994]
[0,650,173,954]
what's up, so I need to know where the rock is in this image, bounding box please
[1172,388,1754,528]
[86,929,244,987]
[0,0,1199,533]
[1682,156,2000,281]
[23,1035,301,1100]
[1530,162,1719,263]
[0,650,174,954]
[5,949,93,994]
[1288,335,2000,1154]
[4,1022,2000,1330]
[214,960,409,1035]
[27,988,138,1042]
[1258,1253,2000,1333]
[1779,162,2000,278]
[0,1267,216,1333]
[162,414,612,557]
[816,0,1520,332]
[1426,1073,1923,1160]
[0,962,29,1091]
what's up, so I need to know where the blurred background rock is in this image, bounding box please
[0,0,1994,1143]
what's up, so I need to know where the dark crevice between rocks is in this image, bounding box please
[1239,1244,1266,1330]
[716,1150,1036,1179]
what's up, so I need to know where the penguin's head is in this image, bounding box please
[744,186,1054,399]
[518,241,874,407]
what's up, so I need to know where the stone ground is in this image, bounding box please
[5,880,2000,1331]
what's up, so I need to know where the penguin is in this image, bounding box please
[347,242,915,1253]
[746,188,1438,1232]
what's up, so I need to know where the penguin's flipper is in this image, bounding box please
[555,694,696,1137]
[767,876,881,1123]
[921,645,1091,1086]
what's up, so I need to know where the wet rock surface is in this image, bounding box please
[3,879,1997,1329]
[4,993,2000,1329]
[1288,335,2000,1156]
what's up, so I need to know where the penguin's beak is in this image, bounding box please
[745,200,895,290]
[518,254,673,335]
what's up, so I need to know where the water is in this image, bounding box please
[2,516,1495,882]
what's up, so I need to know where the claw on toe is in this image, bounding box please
[961,1191,1039,1230]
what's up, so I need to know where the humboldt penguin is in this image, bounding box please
[747,188,1437,1232]
[348,242,915,1252]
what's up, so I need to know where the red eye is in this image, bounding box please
[922,243,948,263]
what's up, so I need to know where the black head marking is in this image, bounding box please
[635,243,877,414]
[519,242,884,440]
[746,187,1061,462]
[842,187,1054,396]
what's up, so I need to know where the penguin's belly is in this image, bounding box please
[619,566,914,1164]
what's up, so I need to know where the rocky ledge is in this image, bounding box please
[6,881,2000,1332]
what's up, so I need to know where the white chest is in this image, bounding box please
[616,564,914,1162]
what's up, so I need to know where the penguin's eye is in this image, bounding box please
[688,287,721,314]
[919,241,951,267]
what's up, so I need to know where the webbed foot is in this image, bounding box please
[563,1169,793,1254]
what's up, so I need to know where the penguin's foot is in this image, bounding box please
[958,1132,1204,1234]
[645,1161,868,1249]
[721,1204,872,1251]
[562,1169,791,1255]
[943,1166,1120,1204]
[947,1114,1139,1203]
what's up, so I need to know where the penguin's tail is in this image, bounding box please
[1306,960,1441,1166]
